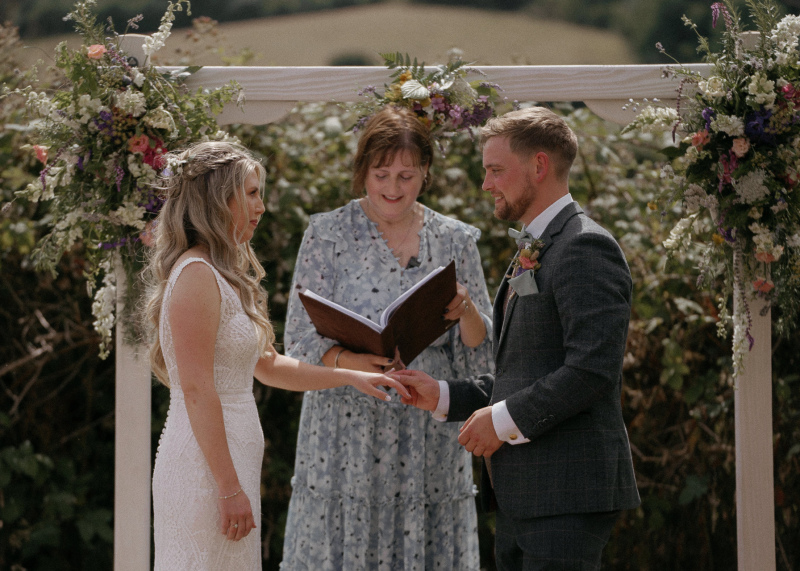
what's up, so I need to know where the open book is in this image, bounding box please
[298,260,458,365]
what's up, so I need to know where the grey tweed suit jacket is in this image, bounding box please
[447,202,641,519]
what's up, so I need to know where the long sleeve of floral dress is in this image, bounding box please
[280,199,493,571]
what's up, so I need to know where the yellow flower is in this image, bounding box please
[399,71,413,84]
[712,233,725,245]
[647,201,658,211]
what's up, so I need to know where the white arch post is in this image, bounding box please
[112,36,775,570]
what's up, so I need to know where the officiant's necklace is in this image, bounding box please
[362,198,420,263]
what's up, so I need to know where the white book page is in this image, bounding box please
[379,265,445,328]
[301,289,383,333]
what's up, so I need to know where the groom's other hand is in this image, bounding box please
[388,369,439,411]
[459,407,502,458]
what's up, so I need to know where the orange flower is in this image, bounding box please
[691,130,710,147]
[711,233,725,245]
[398,71,413,84]
[87,44,107,59]
[755,251,776,263]
[752,278,774,293]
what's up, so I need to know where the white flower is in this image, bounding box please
[631,105,679,134]
[770,15,800,61]
[683,183,709,214]
[699,76,727,98]
[663,215,697,251]
[322,116,343,136]
[748,206,763,219]
[786,233,800,248]
[131,69,145,88]
[711,114,745,137]
[91,265,117,360]
[747,72,776,108]
[143,105,175,131]
[733,169,771,204]
[111,202,147,229]
[115,90,147,117]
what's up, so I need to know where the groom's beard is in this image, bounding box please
[494,173,536,222]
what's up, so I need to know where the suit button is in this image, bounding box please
[509,434,518,441]
[497,367,503,375]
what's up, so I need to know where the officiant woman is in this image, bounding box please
[279,105,493,570]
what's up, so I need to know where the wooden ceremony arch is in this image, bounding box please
[114,35,775,571]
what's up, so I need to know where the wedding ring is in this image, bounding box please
[232,523,239,529]
[463,300,468,308]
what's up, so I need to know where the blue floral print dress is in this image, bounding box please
[280,199,494,571]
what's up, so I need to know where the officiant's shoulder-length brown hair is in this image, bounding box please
[351,105,435,195]
[142,141,275,387]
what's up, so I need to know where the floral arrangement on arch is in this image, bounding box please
[624,0,800,372]
[354,51,501,138]
[10,0,239,357]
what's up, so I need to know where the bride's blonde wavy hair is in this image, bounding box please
[143,141,275,387]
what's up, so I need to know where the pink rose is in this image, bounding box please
[519,255,537,270]
[87,44,107,59]
[731,137,750,158]
[33,145,48,164]
[752,278,774,294]
[691,130,710,148]
[128,134,150,154]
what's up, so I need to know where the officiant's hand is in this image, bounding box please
[459,407,502,458]
[387,369,440,411]
[444,282,486,348]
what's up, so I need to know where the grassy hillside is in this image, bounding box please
[14,3,637,68]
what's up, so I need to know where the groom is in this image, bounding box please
[393,106,640,570]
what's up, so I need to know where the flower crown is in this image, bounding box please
[354,51,502,137]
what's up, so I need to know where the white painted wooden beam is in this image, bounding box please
[173,63,711,125]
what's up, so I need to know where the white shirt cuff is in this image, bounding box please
[432,380,450,421]
[491,400,530,444]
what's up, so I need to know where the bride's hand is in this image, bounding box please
[218,488,256,542]
[345,370,412,402]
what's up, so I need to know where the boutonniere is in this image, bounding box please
[507,228,544,278]
[506,228,544,298]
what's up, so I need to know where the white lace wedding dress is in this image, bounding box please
[153,257,264,570]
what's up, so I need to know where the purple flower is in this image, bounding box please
[115,165,124,193]
[702,107,716,131]
[357,85,377,97]
[94,110,114,136]
[745,107,776,145]
[711,3,731,29]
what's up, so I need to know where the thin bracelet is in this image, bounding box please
[219,487,243,500]
[333,347,347,369]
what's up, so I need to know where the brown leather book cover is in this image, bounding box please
[298,261,458,365]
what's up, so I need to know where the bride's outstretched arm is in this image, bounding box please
[169,262,255,541]
[254,352,411,402]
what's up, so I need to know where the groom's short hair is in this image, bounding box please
[480,106,578,181]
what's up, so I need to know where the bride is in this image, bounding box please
[143,141,408,569]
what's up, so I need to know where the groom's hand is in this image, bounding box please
[387,369,439,411]
[458,407,502,458]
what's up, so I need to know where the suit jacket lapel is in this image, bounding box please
[494,202,584,357]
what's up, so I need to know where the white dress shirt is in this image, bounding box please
[433,193,575,445]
